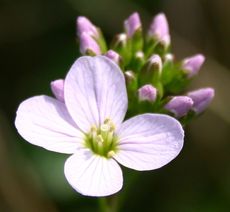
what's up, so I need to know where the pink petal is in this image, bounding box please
[114,114,184,171]
[64,149,123,197]
[15,95,84,154]
[64,56,128,132]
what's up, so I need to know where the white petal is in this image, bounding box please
[15,95,84,154]
[64,149,123,197]
[114,114,184,171]
[64,56,128,132]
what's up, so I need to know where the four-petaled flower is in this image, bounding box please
[15,56,184,197]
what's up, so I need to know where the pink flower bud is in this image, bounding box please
[79,32,101,55]
[124,12,141,38]
[148,13,170,46]
[76,16,99,38]
[182,54,205,78]
[187,87,214,113]
[104,50,121,64]
[50,79,64,102]
[164,96,194,118]
[138,84,157,102]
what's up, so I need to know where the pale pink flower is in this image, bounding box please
[164,96,194,118]
[104,50,121,64]
[79,32,101,55]
[148,13,170,46]
[50,79,64,102]
[138,84,157,102]
[15,56,184,197]
[77,16,99,38]
[187,87,214,113]
[124,12,141,37]
[182,54,205,78]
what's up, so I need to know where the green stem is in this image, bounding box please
[98,196,119,212]
[98,197,110,212]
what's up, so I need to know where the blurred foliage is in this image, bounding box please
[0,0,230,211]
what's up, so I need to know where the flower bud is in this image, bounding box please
[50,79,64,102]
[163,53,174,63]
[182,54,205,78]
[187,88,214,114]
[148,13,170,47]
[104,50,121,64]
[164,96,194,118]
[138,84,157,102]
[148,54,163,73]
[124,70,137,91]
[124,70,136,84]
[140,54,162,85]
[79,32,101,55]
[76,16,99,38]
[132,51,145,71]
[111,33,127,49]
[124,12,141,38]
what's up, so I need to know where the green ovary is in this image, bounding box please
[84,119,119,158]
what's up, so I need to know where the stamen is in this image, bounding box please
[107,150,115,158]
[100,124,110,132]
[85,119,118,158]
[95,135,104,143]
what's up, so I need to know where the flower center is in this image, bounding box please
[84,119,118,158]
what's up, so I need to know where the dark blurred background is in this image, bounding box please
[0,0,230,211]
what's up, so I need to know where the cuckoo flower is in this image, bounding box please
[124,12,141,37]
[15,56,184,197]
[148,13,170,46]
[77,16,99,38]
[138,84,157,102]
[182,54,205,78]
[164,96,194,118]
[50,79,64,102]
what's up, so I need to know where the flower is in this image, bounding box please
[15,56,184,197]
[104,50,121,64]
[79,32,101,55]
[77,16,99,38]
[50,79,64,102]
[187,87,215,114]
[138,84,157,102]
[148,13,170,47]
[164,96,194,118]
[124,12,141,37]
[182,54,205,78]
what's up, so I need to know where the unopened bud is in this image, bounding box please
[148,13,170,47]
[182,54,205,78]
[124,70,136,84]
[164,53,174,63]
[104,50,121,64]
[79,32,101,55]
[164,96,194,118]
[124,70,137,91]
[148,54,162,72]
[124,12,141,38]
[187,87,214,114]
[111,33,127,49]
[140,54,162,85]
[138,84,157,102]
[50,79,64,102]
[76,16,99,38]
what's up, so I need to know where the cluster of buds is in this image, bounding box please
[76,12,214,125]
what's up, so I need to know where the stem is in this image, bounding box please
[98,196,119,212]
[98,197,110,212]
